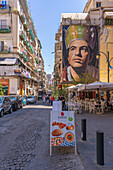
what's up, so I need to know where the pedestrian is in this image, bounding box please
[58,94,62,101]
[50,95,54,106]
[43,95,45,103]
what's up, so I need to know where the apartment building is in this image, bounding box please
[54,25,62,86]
[83,0,113,83]
[0,0,45,96]
[54,0,113,84]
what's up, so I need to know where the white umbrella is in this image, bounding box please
[78,81,113,91]
[85,81,113,91]
[67,84,83,91]
[67,85,77,90]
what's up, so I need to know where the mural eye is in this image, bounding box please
[70,47,75,51]
[81,47,88,52]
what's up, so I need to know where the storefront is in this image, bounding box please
[0,79,9,95]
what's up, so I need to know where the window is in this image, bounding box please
[0,20,7,29]
[96,2,101,8]
[0,41,4,51]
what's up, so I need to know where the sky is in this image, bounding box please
[28,0,88,74]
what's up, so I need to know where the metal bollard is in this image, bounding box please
[96,131,104,165]
[81,119,86,141]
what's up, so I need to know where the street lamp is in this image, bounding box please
[96,51,113,100]
[96,51,113,83]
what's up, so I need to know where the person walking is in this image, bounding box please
[50,95,54,106]
[61,94,65,111]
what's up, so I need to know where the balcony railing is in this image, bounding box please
[23,40,28,46]
[0,46,10,53]
[35,58,39,64]
[20,14,25,23]
[27,45,34,54]
[19,32,25,41]
[22,53,29,62]
[23,23,28,31]
[0,25,11,33]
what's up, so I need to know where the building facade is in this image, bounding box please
[53,25,62,87]
[45,74,52,94]
[83,0,113,83]
[0,0,45,96]
[53,0,113,85]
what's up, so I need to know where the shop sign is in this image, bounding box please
[0,79,9,85]
[50,101,76,156]
[21,68,31,78]
[14,69,21,74]
[14,68,31,78]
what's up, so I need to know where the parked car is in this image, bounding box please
[9,95,23,111]
[0,96,13,117]
[27,96,37,104]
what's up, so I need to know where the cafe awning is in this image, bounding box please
[104,12,113,19]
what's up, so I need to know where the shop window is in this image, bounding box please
[96,2,101,8]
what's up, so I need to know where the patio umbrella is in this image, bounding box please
[78,81,113,91]
[66,84,82,101]
[67,84,83,91]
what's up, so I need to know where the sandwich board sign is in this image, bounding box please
[50,109,77,156]
[52,101,62,111]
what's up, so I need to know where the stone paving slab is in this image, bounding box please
[76,112,113,170]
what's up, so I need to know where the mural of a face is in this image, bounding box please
[68,39,89,68]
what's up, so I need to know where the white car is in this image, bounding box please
[27,96,37,104]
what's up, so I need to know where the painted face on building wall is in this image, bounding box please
[68,39,89,69]
[62,25,99,82]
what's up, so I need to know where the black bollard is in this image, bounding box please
[81,119,86,141]
[96,131,104,165]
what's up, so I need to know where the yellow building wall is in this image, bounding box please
[100,26,113,83]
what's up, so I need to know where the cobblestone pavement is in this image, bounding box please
[0,101,84,170]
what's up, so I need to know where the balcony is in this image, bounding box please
[20,14,25,23]
[55,32,61,41]
[38,40,42,49]
[0,25,11,33]
[27,45,34,54]
[35,58,39,64]
[23,40,28,46]
[27,29,35,41]
[35,69,39,73]
[19,32,25,41]
[23,23,28,31]
[55,43,62,52]
[21,53,29,62]
[0,46,10,53]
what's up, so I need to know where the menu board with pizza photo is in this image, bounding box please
[50,110,77,155]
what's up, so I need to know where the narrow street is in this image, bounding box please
[0,101,84,170]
